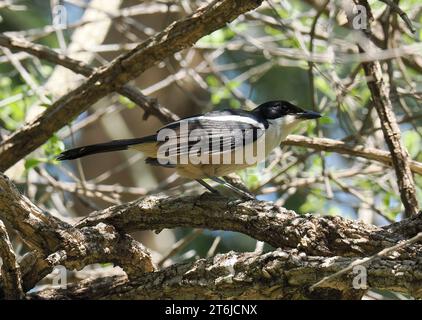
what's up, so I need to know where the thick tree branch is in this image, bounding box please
[0,0,263,172]
[1,168,421,297]
[0,174,67,255]
[0,173,153,291]
[361,60,419,216]
[29,249,422,300]
[77,193,422,258]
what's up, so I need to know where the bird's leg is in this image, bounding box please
[196,179,219,194]
[209,177,255,200]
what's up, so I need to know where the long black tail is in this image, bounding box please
[57,136,155,160]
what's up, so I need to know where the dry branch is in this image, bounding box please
[30,249,422,300]
[76,193,422,258]
[282,135,422,176]
[0,173,153,291]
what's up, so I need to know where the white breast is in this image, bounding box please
[262,116,301,157]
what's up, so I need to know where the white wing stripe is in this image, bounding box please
[178,115,264,128]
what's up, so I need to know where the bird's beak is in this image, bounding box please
[296,110,322,119]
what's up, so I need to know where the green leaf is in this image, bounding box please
[198,28,234,45]
[227,80,240,91]
[319,116,334,125]
[24,158,43,170]
[119,95,135,109]
[300,193,324,213]
[206,75,219,88]
[315,77,335,100]
[402,130,421,158]
[43,134,65,158]
[0,77,12,87]
[264,26,281,37]
[229,99,241,109]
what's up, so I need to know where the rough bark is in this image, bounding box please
[0,173,154,292]
[76,193,422,258]
[1,171,421,299]
[30,250,422,300]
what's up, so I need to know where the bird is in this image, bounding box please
[57,100,321,199]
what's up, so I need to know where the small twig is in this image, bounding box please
[329,174,394,223]
[1,47,51,105]
[308,0,332,200]
[206,236,221,258]
[310,231,422,291]
[35,167,123,205]
[157,229,203,268]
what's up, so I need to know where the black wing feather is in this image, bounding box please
[155,109,266,158]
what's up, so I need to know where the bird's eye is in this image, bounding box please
[278,105,288,114]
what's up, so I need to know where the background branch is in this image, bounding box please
[350,0,420,216]
[282,135,422,176]
[0,34,179,123]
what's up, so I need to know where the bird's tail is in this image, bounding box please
[57,135,157,160]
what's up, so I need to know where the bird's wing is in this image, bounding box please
[155,110,267,159]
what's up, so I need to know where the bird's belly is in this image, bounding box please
[175,147,257,179]
[176,163,252,179]
[262,125,284,158]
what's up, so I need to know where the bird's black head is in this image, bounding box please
[253,100,321,120]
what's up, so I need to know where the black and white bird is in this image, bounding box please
[58,100,321,198]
